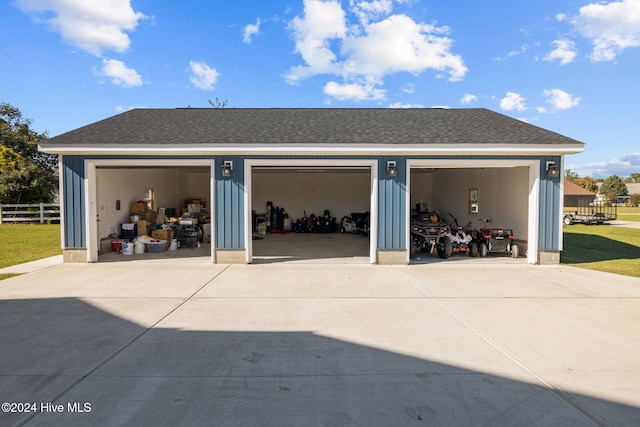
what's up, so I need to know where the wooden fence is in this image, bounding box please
[0,203,60,224]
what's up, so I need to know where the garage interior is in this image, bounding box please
[410,165,530,264]
[250,166,371,263]
[91,162,532,264]
[95,166,212,261]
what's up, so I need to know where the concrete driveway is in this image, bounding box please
[1,260,639,426]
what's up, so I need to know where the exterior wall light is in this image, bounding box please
[546,161,560,178]
[387,160,397,178]
[222,160,233,177]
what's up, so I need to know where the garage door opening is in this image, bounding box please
[247,161,377,264]
[409,160,538,264]
[87,160,214,263]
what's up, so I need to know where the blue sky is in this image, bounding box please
[2,0,639,178]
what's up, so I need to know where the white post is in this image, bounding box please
[40,202,45,223]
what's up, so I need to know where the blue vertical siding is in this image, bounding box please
[215,156,244,249]
[538,156,561,250]
[62,155,86,248]
[377,157,406,250]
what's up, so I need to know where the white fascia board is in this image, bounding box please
[409,159,539,168]
[39,143,585,156]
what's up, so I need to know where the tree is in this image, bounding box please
[0,102,56,170]
[208,97,228,108]
[630,173,640,183]
[580,176,599,193]
[0,103,57,203]
[564,169,579,182]
[599,175,628,201]
[0,158,57,204]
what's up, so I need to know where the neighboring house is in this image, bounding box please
[39,108,584,265]
[563,179,596,208]
[595,182,640,204]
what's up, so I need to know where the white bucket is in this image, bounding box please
[169,239,178,251]
[122,242,133,255]
[134,240,145,254]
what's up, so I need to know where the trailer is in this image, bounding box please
[563,200,617,225]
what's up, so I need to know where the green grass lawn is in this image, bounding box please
[562,224,640,277]
[616,206,640,222]
[0,224,62,269]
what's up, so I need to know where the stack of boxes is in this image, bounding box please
[100,198,211,255]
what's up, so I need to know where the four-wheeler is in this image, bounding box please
[446,213,478,257]
[410,214,453,259]
[411,213,519,260]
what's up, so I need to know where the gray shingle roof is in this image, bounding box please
[42,108,584,146]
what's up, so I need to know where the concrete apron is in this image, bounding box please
[1,261,639,426]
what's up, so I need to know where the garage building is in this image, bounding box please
[39,108,584,265]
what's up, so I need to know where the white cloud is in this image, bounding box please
[402,83,415,94]
[543,88,581,110]
[243,18,261,44]
[388,102,425,108]
[323,81,385,101]
[15,0,146,56]
[571,153,640,178]
[341,14,467,80]
[287,0,347,84]
[555,13,568,22]
[544,39,577,65]
[460,93,477,105]
[115,105,147,112]
[188,61,220,91]
[350,0,393,25]
[508,44,529,57]
[572,0,640,61]
[94,59,142,87]
[287,0,467,101]
[499,92,527,111]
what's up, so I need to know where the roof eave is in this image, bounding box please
[39,142,585,157]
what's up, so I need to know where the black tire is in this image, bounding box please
[563,216,573,225]
[479,242,488,257]
[511,244,519,259]
[468,242,478,257]
[437,237,453,259]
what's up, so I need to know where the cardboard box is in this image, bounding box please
[137,220,149,236]
[151,229,173,249]
[144,211,158,224]
[131,202,147,215]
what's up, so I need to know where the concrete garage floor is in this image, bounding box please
[1,260,639,426]
[96,232,526,266]
[252,232,370,263]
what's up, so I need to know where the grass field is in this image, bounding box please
[616,206,640,222]
[561,224,640,277]
[0,224,62,270]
